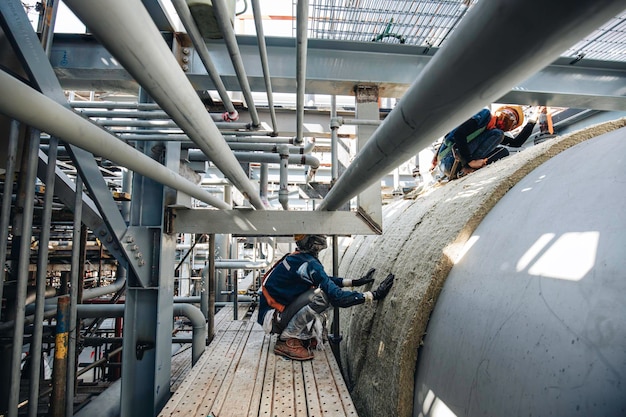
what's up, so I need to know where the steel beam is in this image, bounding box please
[49,34,626,111]
[172,209,381,235]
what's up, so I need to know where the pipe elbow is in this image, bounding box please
[222,111,240,122]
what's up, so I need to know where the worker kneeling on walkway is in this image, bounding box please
[258,234,394,361]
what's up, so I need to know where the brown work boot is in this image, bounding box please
[274,338,314,361]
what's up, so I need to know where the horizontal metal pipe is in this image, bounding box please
[318,0,626,211]
[233,152,320,168]
[0,69,230,210]
[63,0,264,209]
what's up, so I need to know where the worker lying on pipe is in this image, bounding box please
[258,234,394,361]
[434,105,542,179]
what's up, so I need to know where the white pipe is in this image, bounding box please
[63,0,264,210]
[0,70,231,210]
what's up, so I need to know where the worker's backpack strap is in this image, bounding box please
[271,288,317,335]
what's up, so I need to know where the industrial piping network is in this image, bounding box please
[62,0,266,210]
[317,0,626,212]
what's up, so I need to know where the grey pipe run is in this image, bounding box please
[232,152,320,171]
[76,303,206,365]
[212,0,261,127]
[0,120,19,309]
[63,0,265,210]
[170,0,238,119]
[318,0,626,211]
[70,101,161,110]
[295,0,309,145]
[333,117,382,126]
[8,129,40,417]
[97,119,252,131]
[251,0,278,133]
[78,109,230,123]
[0,70,231,210]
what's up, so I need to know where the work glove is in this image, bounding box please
[352,268,375,286]
[372,273,395,300]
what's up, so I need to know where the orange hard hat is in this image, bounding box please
[494,105,524,131]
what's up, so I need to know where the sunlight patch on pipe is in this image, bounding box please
[520,232,599,281]
[420,389,458,417]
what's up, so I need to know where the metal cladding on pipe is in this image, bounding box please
[63,0,265,210]
[0,70,231,210]
[318,0,626,211]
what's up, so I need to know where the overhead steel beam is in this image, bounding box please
[63,0,265,209]
[49,34,626,111]
[317,0,626,211]
[172,209,381,235]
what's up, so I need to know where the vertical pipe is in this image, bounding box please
[8,129,39,417]
[295,0,310,145]
[28,136,58,417]
[207,234,216,341]
[330,95,339,182]
[38,0,59,55]
[50,296,70,417]
[329,236,342,363]
[0,120,19,311]
[260,163,269,206]
[65,175,82,417]
[278,145,290,210]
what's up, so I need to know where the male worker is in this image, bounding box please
[258,234,395,361]
[435,105,542,178]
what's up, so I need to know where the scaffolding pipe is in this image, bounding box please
[318,0,626,211]
[0,70,231,210]
[8,129,39,417]
[65,175,83,417]
[212,0,261,127]
[28,135,57,417]
[251,0,278,132]
[0,120,19,310]
[63,0,264,209]
[295,0,309,145]
[170,0,238,120]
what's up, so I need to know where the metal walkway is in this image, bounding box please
[161,305,358,417]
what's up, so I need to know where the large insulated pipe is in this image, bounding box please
[0,70,230,210]
[317,0,626,211]
[170,0,239,120]
[63,0,264,210]
[211,0,261,127]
